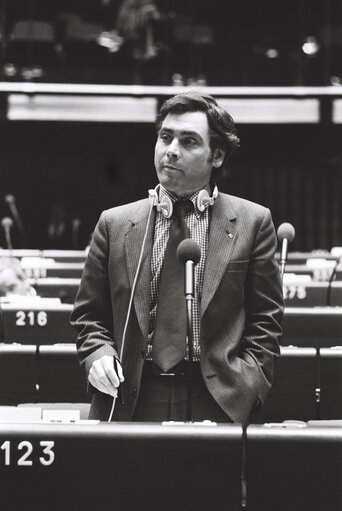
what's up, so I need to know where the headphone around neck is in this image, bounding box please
[148,185,218,219]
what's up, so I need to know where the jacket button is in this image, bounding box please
[132,387,137,396]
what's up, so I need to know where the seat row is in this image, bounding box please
[0,420,341,511]
[2,300,342,347]
[1,343,341,422]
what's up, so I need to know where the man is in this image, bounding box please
[71,91,284,424]
[0,257,36,297]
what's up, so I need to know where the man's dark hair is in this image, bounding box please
[155,90,240,182]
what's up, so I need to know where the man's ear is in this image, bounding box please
[212,148,226,168]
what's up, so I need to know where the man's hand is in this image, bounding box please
[88,355,124,397]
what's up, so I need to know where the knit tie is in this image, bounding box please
[152,199,194,372]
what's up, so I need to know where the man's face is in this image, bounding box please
[0,267,33,296]
[154,111,223,197]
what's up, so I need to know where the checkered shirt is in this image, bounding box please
[147,184,211,362]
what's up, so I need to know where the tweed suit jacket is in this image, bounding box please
[71,191,284,424]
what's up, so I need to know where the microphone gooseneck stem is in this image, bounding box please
[279,238,289,281]
[327,256,342,306]
[0,300,5,343]
[185,260,195,422]
[6,200,26,246]
[186,295,194,422]
[184,261,194,296]
[5,229,13,251]
[177,240,201,423]
[279,261,286,280]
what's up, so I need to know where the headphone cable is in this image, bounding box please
[108,199,155,422]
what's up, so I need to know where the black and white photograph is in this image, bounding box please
[0,1,342,510]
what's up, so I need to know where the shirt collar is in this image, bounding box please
[159,184,212,217]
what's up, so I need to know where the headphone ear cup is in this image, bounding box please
[212,185,218,200]
[148,188,173,217]
[197,186,218,211]
[157,195,173,218]
[197,190,208,212]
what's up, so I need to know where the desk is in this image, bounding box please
[319,347,342,419]
[282,250,336,264]
[23,262,84,279]
[0,344,37,404]
[31,277,80,303]
[3,302,342,347]
[246,424,342,511]
[0,422,242,511]
[282,307,342,347]
[1,301,75,344]
[38,345,88,402]
[283,281,342,306]
[0,248,86,263]
[1,343,340,420]
[277,251,336,265]
[0,344,88,405]
[285,263,342,280]
[0,420,340,511]
[41,250,86,263]
[252,346,318,423]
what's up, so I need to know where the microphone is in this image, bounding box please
[4,194,25,243]
[177,238,201,423]
[1,217,14,250]
[177,239,201,297]
[72,218,81,249]
[277,222,295,279]
[327,254,342,306]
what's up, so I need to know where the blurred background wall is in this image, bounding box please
[0,0,342,251]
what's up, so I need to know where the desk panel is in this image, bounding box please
[0,344,37,404]
[0,422,242,511]
[42,250,86,263]
[252,347,318,423]
[32,278,80,303]
[1,302,75,344]
[285,263,342,280]
[282,307,342,347]
[246,425,342,511]
[283,281,342,307]
[0,344,87,405]
[0,249,86,263]
[277,251,335,265]
[38,345,89,403]
[319,348,342,420]
[23,262,84,279]
[3,304,342,348]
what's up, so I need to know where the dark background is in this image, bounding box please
[1,121,341,251]
[0,0,342,251]
[2,0,342,86]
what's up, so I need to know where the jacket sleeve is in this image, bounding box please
[241,207,284,408]
[70,211,118,378]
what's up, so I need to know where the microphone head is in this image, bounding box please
[4,194,15,204]
[277,222,295,243]
[72,218,81,228]
[177,239,201,266]
[1,217,13,229]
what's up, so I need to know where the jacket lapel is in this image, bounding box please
[124,193,238,335]
[125,200,155,340]
[201,193,238,317]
